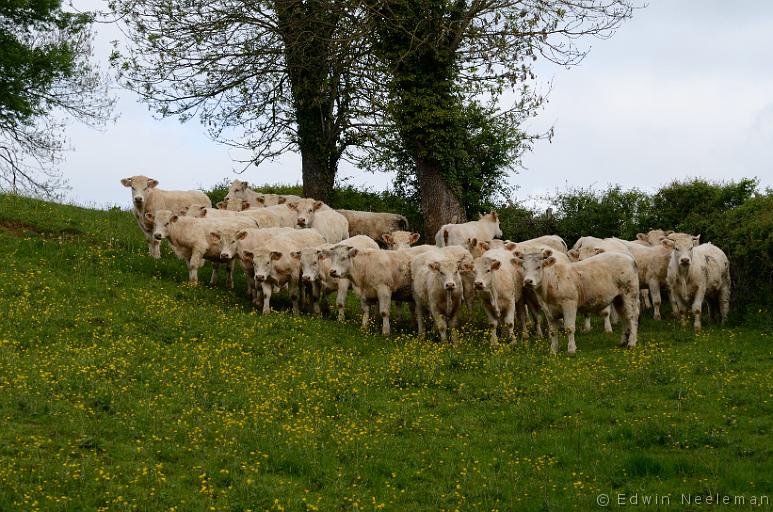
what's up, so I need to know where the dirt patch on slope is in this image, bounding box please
[0,219,41,237]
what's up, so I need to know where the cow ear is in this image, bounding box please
[543,256,557,267]
[199,208,208,217]
[504,242,518,251]
[287,202,299,211]
[120,178,132,187]
[490,259,502,270]
[256,196,266,205]
[480,241,490,251]
[236,230,248,240]
[510,257,522,267]
[636,233,647,241]
[277,196,287,204]
[317,250,328,260]
[459,262,473,273]
[660,238,674,249]
[290,251,301,259]
[593,247,604,255]
[348,247,359,258]
[381,234,394,245]
[513,250,524,258]
[692,235,701,246]
[238,181,247,191]
[491,211,498,221]
[428,261,440,272]
[170,214,179,223]
[567,249,579,261]
[147,179,159,188]
[216,201,226,209]
[208,231,220,241]
[409,233,420,244]
[467,237,477,248]
[665,230,674,235]
[542,248,554,258]
[241,200,249,210]
[270,251,283,261]
[313,201,324,211]
[144,212,154,222]
[242,250,254,261]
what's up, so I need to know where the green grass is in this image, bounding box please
[0,193,771,511]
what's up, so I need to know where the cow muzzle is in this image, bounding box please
[255,274,266,282]
[329,269,339,278]
[474,281,485,290]
[524,278,535,288]
[445,282,456,290]
[153,233,163,240]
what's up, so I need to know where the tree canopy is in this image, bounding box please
[0,0,113,196]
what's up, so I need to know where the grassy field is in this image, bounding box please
[0,193,771,511]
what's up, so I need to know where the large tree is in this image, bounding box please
[364,0,635,238]
[110,0,376,204]
[0,0,113,196]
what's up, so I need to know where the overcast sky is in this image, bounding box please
[61,0,773,209]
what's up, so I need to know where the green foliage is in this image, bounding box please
[0,1,90,127]
[0,0,112,195]
[650,178,758,233]
[548,185,654,245]
[0,193,771,510]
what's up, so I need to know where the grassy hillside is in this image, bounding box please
[0,194,771,511]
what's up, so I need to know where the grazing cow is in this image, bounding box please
[337,210,409,245]
[435,212,502,247]
[472,249,525,346]
[411,247,471,343]
[513,249,640,354]
[664,237,730,332]
[121,175,210,258]
[327,247,415,336]
[382,231,421,250]
[297,235,379,319]
[147,209,257,286]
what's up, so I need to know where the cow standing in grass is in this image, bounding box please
[121,175,210,258]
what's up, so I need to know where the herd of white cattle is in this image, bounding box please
[121,176,732,354]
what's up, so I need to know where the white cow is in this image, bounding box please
[435,212,502,247]
[665,237,730,332]
[121,175,210,258]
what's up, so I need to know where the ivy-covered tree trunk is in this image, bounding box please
[367,0,471,238]
[417,156,466,239]
[276,0,341,204]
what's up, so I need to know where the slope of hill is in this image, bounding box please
[0,194,771,511]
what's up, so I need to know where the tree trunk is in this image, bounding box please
[300,142,337,203]
[417,156,466,241]
[276,0,341,206]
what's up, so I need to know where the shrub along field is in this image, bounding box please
[0,193,771,511]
